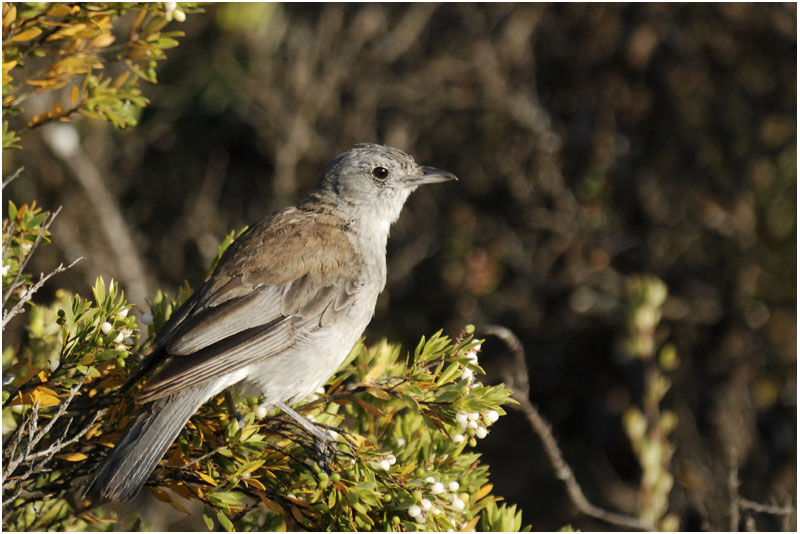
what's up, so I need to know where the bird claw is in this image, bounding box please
[225,391,246,427]
[313,434,336,472]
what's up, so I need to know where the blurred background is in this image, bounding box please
[3,3,796,531]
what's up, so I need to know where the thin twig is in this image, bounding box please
[484,325,530,397]
[23,409,100,462]
[2,256,82,328]
[2,398,41,482]
[3,394,31,467]
[738,498,795,516]
[3,409,102,504]
[23,377,86,458]
[2,206,62,306]
[486,324,653,532]
[2,377,92,485]
[22,398,41,459]
[180,444,228,469]
[517,395,653,531]
[28,105,81,129]
[1,219,16,260]
[2,167,24,189]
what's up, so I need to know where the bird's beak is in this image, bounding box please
[407,165,459,186]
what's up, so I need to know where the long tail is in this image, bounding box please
[83,385,212,502]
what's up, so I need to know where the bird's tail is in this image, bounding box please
[83,386,211,502]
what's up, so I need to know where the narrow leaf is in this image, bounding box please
[355,397,384,417]
[70,85,80,107]
[56,452,87,461]
[216,511,234,532]
[11,27,42,41]
[363,362,385,383]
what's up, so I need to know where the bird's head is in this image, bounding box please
[320,144,457,226]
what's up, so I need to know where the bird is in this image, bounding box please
[83,143,457,501]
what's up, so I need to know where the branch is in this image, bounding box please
[180,444,228,469]
[2,167,24,189]
[1,219,15,261]
[2,205,63,306]
[28,104,81,129]
[2,399,40,482]
[2,256,82,328]
[23,408,100,463]
[738,497,795,516]
[2,377,90,485]
[23,377,86,459]
[2,395,30,469]
[486,324,653,532]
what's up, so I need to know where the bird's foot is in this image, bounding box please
[276,401,338,471]
[312,431,336,472]
[224,391,246,427]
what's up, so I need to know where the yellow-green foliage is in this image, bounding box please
[2,238,523,531]
[2,2,200,148]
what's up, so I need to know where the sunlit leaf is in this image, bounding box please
[363,362,385,383]
[11,27,41,41]
[55,452,87,462]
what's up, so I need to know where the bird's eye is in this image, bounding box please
[372,166,389,180]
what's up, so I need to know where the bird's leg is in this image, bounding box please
[275,401,335,470]
[224,391,245,427]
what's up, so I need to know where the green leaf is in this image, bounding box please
[92,277,106,306]
[216,510,234,532]
[2,121,21,150]
[437,362,462,385]
[202,511,214,530]
[210,491,244,506]
[152,36,180,49]
[233,459,264,477]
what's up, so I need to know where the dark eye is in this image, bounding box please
[372,166,389,180]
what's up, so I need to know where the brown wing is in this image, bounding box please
[136,203,363,403]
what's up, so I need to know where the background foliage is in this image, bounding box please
[3,2,796,531]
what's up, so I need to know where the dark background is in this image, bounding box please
[4,3,796,531]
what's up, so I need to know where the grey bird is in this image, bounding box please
[83,143,457,501]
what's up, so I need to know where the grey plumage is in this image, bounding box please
[83,144,456,501]
[84,387,209,501]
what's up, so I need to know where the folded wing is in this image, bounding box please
[137,203,362,402]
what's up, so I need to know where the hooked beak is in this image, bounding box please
[406,165,459,186]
